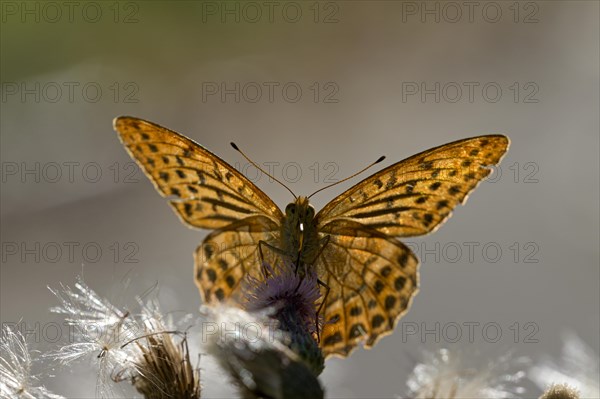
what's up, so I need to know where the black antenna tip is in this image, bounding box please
[376,155,386,163]
[230,142,239,151]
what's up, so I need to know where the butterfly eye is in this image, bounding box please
[285,204,296,215]
[306,206,315,219]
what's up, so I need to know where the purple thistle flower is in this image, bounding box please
[201,261,325,398]
[201,305,324,399]
[244,262,321,334]
[243,262,324,376]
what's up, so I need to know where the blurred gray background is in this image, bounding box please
[1,1,598,398]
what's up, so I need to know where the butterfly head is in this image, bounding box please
[285,196,316,230]
[283,196,317,258]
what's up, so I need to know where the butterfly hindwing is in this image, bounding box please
[316,135,509,237]
[316,220,419,358]
[114,116,283,229]
[195,215,281,304]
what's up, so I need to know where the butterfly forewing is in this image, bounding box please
[114,117,283,229]
[316,135,509,237]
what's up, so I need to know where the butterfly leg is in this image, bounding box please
[313,235,331,342]
[315,278,330,343]
[294,253,302,274]
[258,240,288,278]
[295,233,332,275]
[314,235,331,261]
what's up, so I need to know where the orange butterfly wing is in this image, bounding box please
[114,117,284,303]
[315,135,510,357]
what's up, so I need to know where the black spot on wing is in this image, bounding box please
[206,268,217,283]
[225,275,235,288]
[398,253,409,268]
[323,331,342,346]
[204,245,214,260]
[448,185,461,196]
[429,182,441,191]
[374,280,384,294]
[218,259,228,271]
[159,172,170,182]
[371,315,385,328]
[349,306,362,316]
[381,266,392,277]
[384,295,396,310]
[423,213,434,226]
[395,276,406,291]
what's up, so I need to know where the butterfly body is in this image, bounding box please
[114,116,509,358]
[279,197,320,276]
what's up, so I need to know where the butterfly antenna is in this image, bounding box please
[308,155,386,199]
[230,142,297,199]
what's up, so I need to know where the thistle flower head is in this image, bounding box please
[243,262,324,375]
[244,262,321,335]
[530,332,599,399]
[405,348,529,398]
[47,275,201,398]
[539,383,581,399]
[0,326,64,399]
[46,276,140,397]
[117,300,200,399]
[201,304,324,399]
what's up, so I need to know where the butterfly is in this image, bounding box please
[114,116,509,358]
